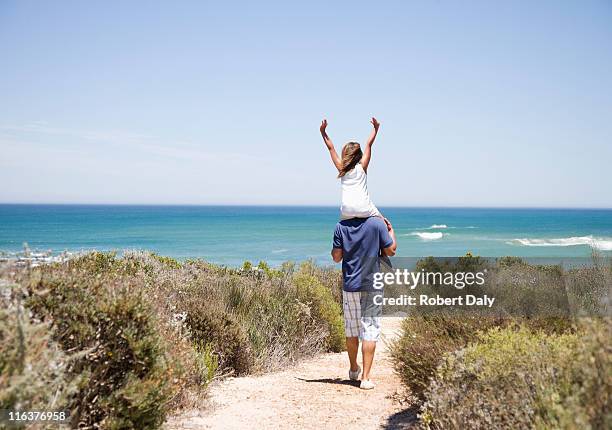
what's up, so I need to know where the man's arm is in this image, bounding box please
[332,223,343,262]
[360,117,380,173]
[331,247,343,262]
[320,119,342,171]
[382,217,397,257]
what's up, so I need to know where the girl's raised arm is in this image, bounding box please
[361,117,380,172]
[320,119,342,171]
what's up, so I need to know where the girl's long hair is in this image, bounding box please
[338,142,362,178]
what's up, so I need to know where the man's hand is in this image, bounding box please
[320,119,328,135]
[371,117,380,132]
[331,247,343,263]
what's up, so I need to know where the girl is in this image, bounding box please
[320,118,383,220]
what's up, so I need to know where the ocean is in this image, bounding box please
[1,205,611,266]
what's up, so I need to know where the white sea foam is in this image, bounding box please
[271,248,288,254]
[512,236,612,251]
[422,224,475,229]
[411,232,444,241]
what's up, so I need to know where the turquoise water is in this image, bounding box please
[0,205,611,266]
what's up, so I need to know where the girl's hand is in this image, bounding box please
[362,117,380,171]
[371,117,380,131]
[320,119,341,170]
[383,217,393,232]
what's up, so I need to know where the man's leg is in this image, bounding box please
[359,291,381,387]
[343,291,362,376]
[346,337,360,372]
[361,340,376,380]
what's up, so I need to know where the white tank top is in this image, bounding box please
[340,163,380,219]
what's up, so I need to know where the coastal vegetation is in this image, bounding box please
[1,252,609,429]
[0,252,343,429]
[390,255,611,429]
[420,322,610,429]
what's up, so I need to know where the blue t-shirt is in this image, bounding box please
[333,217,394,292]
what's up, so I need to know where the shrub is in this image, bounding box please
[563,319,612,430]
[390,313,505,400]
[389,255,595,403]
[193,341,218,387]
[487,261,570,319]
[416,254,490,275]
[412,254,571,319]
[390,313,576,403]
[135,251,346,370]
[564,256,612,316]
[421,321,611,429]
[240,284,316,371]
[24,254,177,429]
[295,260,344,305]
[294,269,345,352]
[149,253,182,270]
[0,285,78,423]
[183,298,253,375]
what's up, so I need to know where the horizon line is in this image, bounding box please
[1,202,611,210]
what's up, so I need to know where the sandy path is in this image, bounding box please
[165,317,417,430]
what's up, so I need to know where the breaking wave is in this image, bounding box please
[410,232,444,241]
[511,236,612,251]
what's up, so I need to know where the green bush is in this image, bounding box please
[421,321,611,429]
[0,286,78,426]
[24,255,177,429]
[389,255,597,404]
[390,313,576,403]
[184,298,253,375]
[149,253,182,269]
[241,285,313,371]
[175,258,345,372]
[294,269,345,352]
[295,260,344,305]
[563,319,612,430]
[193,342,218,387]
[390,314,506,400]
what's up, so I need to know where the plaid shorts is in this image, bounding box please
[342,291,381,341]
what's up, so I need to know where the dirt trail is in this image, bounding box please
[165,317,416,430]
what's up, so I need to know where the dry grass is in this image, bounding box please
[0,252,345,428]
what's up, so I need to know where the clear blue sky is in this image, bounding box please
[1,0,611,207]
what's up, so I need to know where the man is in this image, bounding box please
[331,216,397,390]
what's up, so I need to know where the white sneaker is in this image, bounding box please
[360,379,375,390]
[349,365,361,381]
